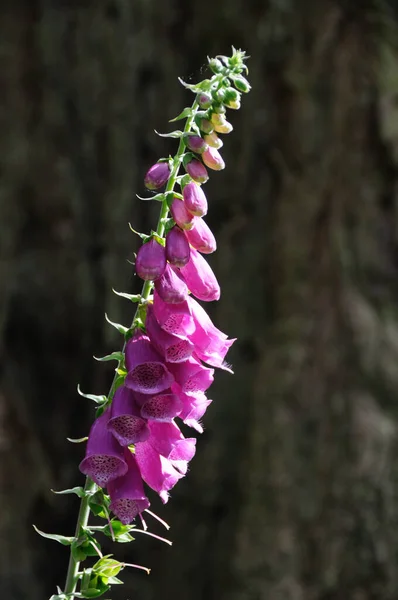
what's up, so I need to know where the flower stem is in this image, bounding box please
[62,99,199,599]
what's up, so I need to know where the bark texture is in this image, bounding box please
[1,1,398,599]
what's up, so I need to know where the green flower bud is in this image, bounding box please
[209,58,224,74]
[233,76,251,93]
[197,92,212,109]
[223,88,241,110]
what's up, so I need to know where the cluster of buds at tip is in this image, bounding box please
[79,48,250,531]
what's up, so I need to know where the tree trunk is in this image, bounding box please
[2,1,398,599]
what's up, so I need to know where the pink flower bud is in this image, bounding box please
[185,159,209,184]
[197,92,212,109]
[202,147,225,171]
[185,135,208,155]
[210,113,233,134]
[144,162,170,190]
[185,218,217,254]
[154,263,188,304]
[136,238,166,281]
[204,131,223,149]
[170,198,195,230]
[183,182,208,217]
[166,226,190,267]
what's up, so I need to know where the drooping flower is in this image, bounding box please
[182,182,208,217]
[168,357,214,395]
[185,158,209,184]
[185,218,217,254]
[134,439,184,503]
[166,226,190,268]
[180,248,220,302]
[140,390,182,422]
[187,297,235,371]
[147,421,196,474]
[144,161,170,190]
[125,331,174,394]
[135,238,166,281]
[153,290,195,336]
[108,449,150,524]
[79,409,128,486]
[170,198,195,230]
[178,390,212,433]
[146,304,194,363]
[202,147,225,171]
[154,263,188,304]
[107,386,150,446]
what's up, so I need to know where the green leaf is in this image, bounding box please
[169,107,192,122]
[77,385,107,405]
[128,224,151,241]
[93,351,124,363]
[80,588,108,599]
[67,436,88,444]
[71,542,88,562]
[112,289,141,302]
[33,525,74,546]
[51,486,86,498]
[154,129,184,138]
[104,314,130,336]
[136,192,165,202]
[107,576,123,585]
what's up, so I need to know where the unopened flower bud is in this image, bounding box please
[213,102,226,114]
[197,117,214,134]
[197,92,212,109]
[202,147,225,171]
[223,87,241,110]
[209,58,224,74]
[185,135,208,155]
[136,238,166,281]
[144,161,170,190]
[186,218,217,254]
[170,197,195,230]
[213,117,233,134]
[233,75,251,93]
[184,158,209,184]
[166,226,190,267]
[204,132,223,149]
[183,182,208,217]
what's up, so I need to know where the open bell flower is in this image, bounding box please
[108,449,150,524]
[79,408,128,487]
[107,386,150,446]
[146,303,194,363]
[134,439,185,503]
[153,290,195,336]
[125,331,174,394]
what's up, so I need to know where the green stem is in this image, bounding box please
[62,99,199,600]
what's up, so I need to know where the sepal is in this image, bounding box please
[33,525,74,546]
[51,486,86,498]
[77,385,108,405]
[112,289,141,302]
[155,129,184,138]
[169,107,193,122]
[94,351,124,363]
[104,314,131,336]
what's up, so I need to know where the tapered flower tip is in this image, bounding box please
[182,182,208,217]
[185,218,217,254]
[202,147,225,171]
[185,159,209,184]
[168,358,214,395]
[180,248,221,302]
[166,226,190,268]
[187,296,236,371]
[135,441,184,503]
[144,161,170,190]
[79,409,128,487]
[178,390,213,433]
[108,450,150,524]
[108,386,150,446]
[125,331,174,394]
[170,198,195,230]
[154,263,189,304]
[153,290,195,336]
[146,304,194,363]
[136,238,166,281]
[140,391,182,422]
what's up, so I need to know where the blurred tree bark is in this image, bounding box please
[2,1,398,599]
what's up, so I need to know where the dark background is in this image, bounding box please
[2,1,398,599]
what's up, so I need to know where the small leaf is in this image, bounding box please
[154,129,184,138]
[104,314,130,336]
[169,107,192,122]
[112,289,141,302]
[128,224,151,241]
[67,436,88,444]
[136,192,165,202]
[77,385,107,405]
[94,351,124,363]
[51,487,86,498]
[93,556,123,579]
[33,525,74,546]
[80,589,106,599]
[107,576,123,585]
